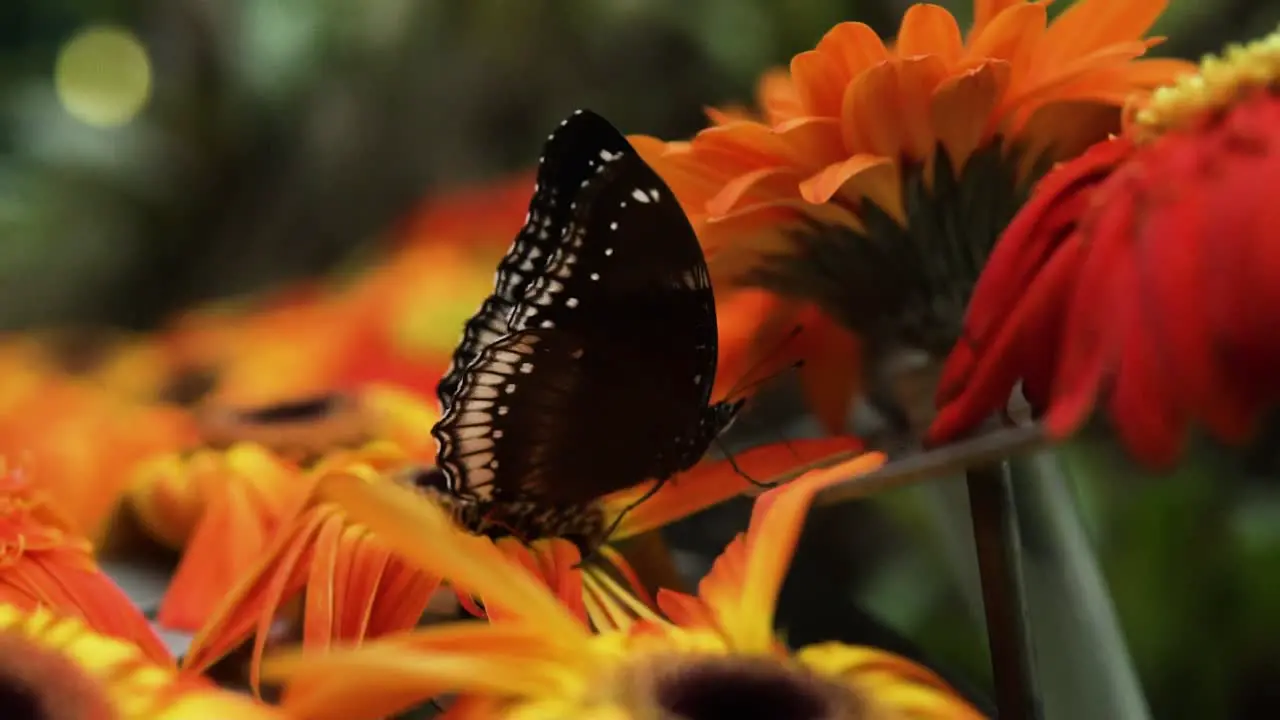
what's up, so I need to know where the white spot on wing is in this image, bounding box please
[631,188,651,203]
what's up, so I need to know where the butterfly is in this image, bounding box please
[425,109,744,545]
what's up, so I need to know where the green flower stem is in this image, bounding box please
[966,462,1043,720]
[1007,448,1151,720]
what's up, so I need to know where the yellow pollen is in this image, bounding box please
[1130,26,1280,143]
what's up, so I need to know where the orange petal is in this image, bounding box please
[302,508,347,650]
[815,22,890,86]
[965,1,1046,68]
[793,313,864,435]
[366,556,441,638]
[969,0,1025,43]
[14,558,173,666]
[317,474,586,641]
[1038,0,1168,66]
[799,154,903,224]
[655,588,717,630]
[896,4,963,65]
[774,116,845,168]
[158,481,271,632]
[605,436,865,539]
[706,167,803,219]
[930,60,1011,170]
[757,69,805,126]
[790,49,846,118]
[713,289,796,404]
[716,453,886,652]
[182,505,331,677]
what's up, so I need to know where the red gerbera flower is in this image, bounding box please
[931,29,1280,465]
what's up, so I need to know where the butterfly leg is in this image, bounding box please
[715,437,778,489]
[575,479,667,569]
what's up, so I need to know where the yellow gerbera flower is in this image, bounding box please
[632,0,1196,434]
[183,435,863,694]
[0,603,285,719]
[264,452,984,720]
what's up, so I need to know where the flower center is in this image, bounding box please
[1130,27,1280,143]
[156,366,218,406]
[196,392,371,461]
[0,632,115,720]
[631,655,865,720]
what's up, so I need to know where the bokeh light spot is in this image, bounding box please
[54,25,153,128]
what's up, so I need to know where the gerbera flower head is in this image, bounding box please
[0,344,196,541]
[634,0,1194,433]
[0,463,171,665]
[131,385,440,632]
[930,26,1280,465]
[161,284,366,408]
[265,451,984,720]
[0,603,285,720]
[184,434,863,691]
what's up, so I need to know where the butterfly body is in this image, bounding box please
[430,109,743,544]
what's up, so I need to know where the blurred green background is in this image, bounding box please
[2,1,1279,718]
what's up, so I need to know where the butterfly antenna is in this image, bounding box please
[575,479,667,569]
[713,436,777,489]
[721,324,806,401]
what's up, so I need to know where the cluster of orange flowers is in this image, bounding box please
[0,1,1276,718]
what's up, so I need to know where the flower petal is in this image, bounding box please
[182,504,331,677]
[604,436,866,540]
[930,60,1011,170]
[317,474,587,642]
[710,453,886,652]
[267,625,584,720]
[793,308,864,435]
[157,481,273,632]
[896,3,963,66]
[798,154,899,219]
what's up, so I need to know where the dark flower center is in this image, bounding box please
[649,656,863,720]
[157,366,219,406]
[238,394,343,424]
[0,633,115,720]
[196,392,371,461]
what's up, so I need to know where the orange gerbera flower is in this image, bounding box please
[0,465,170,665]
[264,451,985,720]
[0,603,286,719]
[161,284,367,408]
[334,243,504,399]
[183,435,862,692]
[930,28,1280,465]
[0,346,196,541]
[129,384,440,632]
[633,0,1194,435]
[393,173,536,252]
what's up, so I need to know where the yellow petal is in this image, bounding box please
[316,473,587,643]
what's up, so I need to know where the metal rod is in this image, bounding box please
[967,462,1043,720]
